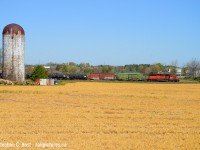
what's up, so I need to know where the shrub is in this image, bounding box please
[194,77,200,82]
[30,65,48,81]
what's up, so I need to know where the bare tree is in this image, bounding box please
[170,60,178,75]
[187,58,200,78]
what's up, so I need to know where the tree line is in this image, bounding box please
[25,58,200,81]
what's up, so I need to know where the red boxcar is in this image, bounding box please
[88,73,116,80]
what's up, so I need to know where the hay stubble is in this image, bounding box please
[0,82,200,149]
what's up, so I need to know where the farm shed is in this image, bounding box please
[36,79,55,85]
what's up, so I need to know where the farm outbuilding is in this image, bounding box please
[36,79,55,85]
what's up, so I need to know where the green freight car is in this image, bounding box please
[116,73,145,81]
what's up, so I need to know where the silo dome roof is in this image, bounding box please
[2,23,25,35]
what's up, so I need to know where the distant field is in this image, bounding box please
[0,82,200,149]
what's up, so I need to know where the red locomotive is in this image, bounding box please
[147,74,179,82]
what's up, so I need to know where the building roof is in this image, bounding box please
[2,23,25,35]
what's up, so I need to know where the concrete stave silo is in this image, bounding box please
[2,23,25,81]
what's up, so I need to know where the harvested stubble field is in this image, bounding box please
[0,82,200,149]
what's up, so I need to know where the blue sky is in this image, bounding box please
[0,0,200,66]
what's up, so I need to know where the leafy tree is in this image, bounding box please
[56,64,62,71]
[169,67,176,75]
[151,63,165,74]
[62,64,70,75]
[114,66,125,73]
[79,63,91,73]
[124,65,138,72]
[138,65,145,73]
[62,63,77,75]
[30,65,48,81]
[144,67,152,75]
[69,62,76,66]
[90,66,101,73]
[101,66,113,73]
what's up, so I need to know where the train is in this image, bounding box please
[87,73,179,82]
[48,72,179,82]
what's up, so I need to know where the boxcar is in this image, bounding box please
[88,73,116,80]
[116,73,145,81]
